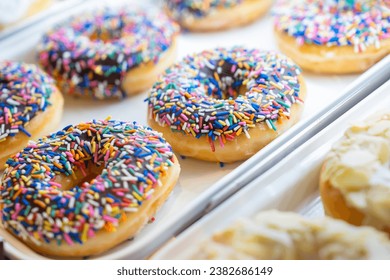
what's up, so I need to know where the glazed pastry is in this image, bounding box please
[320,112,390,234]
[193,210,390,259]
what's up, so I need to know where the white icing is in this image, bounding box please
[323,113,390,228]
[0,0,35,25]
[370,165,390,189]
[194,211,390,260]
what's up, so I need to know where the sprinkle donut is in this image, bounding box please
[164,0,273,32]
[273,0,390,74]
[38,9,179,100]
[0,61,63,168]
[147,47,306,163]
[0,120,180,257]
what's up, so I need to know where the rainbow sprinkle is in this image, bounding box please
[147,47,303,151]
[273,0,390,52]
[0,61,55,142]
[165,0,243,20]
[38,8,179,99]
[0,120,175,246]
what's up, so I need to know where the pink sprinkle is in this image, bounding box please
[147,173,156,183]
[88,229,95,238]
[103,215,118,224]
[49,181,61,187]
[219,136,224,148]
[63,233,74,245]
[65,152,75,162]
[104,150,110,162]
[88,205,94,216]
[11,203,22,220]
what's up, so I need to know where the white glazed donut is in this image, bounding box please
[320,112,390,235]
[193,210,390,259]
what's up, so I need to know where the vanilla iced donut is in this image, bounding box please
[273,0,390,74]
[0,61,63,168]
[0,120,180,257]
[320,113,390,235]
[194,211,390,259]
[164,0,273,32]
[147,47,306,163]
[0,0,52,31]
[38,9,179,99]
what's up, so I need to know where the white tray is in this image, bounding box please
[0,0,389,259]
[0,0,85,41]
[153,80,390,259]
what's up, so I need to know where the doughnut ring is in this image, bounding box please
[0,61,63,168]
[164,0,273,32]
[147,47,306,163]
[38,9,179,99]
[0,119,180,257]
[273,0,390,74]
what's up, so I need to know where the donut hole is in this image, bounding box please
[78,15,137,43]
[88,27,129,43]
[52,163,105,192]
[199,60,252,100]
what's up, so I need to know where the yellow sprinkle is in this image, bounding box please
[213,72,220,82]
[150,153,157,164]
[77,150,85,158]
[21,175,31,182]
[33,232,40,240]
[132,191,143,201]
[270,81,283,90]
[81,224,89,243]
[189,127,196,137]
[91,140,96,153]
